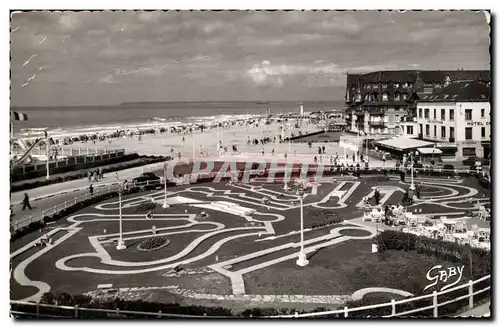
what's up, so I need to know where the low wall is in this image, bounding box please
[11,150,129,182]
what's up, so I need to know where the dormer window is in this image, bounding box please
[373,83,379,89]
[394,92,401,101]
[403,82,408,88]
[366,84,371,90]
[407,82,413,88]
[394,82,400,88]
[402,93,408,100]
[382,92,388,101]
[382,83,388,89]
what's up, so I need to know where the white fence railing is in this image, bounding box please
[10,179,162,232]
[9,275,490,318]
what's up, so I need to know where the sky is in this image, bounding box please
[10,10,490,107]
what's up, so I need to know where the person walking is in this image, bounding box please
[89,184,94,196]
[322,145,325,154]
[22,193,32,211]
[88,171,93,182]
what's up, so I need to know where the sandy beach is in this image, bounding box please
[57,121,395,168]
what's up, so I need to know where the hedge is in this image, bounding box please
[11,291,332,318]
[11,155,171,192]
[343,230,491,317]
[137,236,170,252]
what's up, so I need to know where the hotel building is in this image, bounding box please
[416,81,491,160]
[344,70,490,138]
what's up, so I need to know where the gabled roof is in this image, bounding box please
[419,81,490,102]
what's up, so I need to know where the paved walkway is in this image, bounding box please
[10,161,164,205]
[456,301,490,317]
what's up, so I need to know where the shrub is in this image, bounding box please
[137,236,170,252]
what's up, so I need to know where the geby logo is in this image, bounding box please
[423,265,465,292]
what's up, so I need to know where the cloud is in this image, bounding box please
[10,11,490,106]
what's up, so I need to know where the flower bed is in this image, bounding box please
[137,236,170,252]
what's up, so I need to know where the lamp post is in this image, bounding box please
[162,162,169,208]
[410,151,416,190]
[116,183,126,250]
[45,131,50,180]
[283,167,290,191]
[295,186,309,267]
[297,192,309,267]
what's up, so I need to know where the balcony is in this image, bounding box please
[400,116,417,123]
[368,120,385,126]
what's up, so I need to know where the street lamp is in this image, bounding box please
[295,181,309,267]
[116,183,126,250]
[162,162,169,208]
[283,167,290,191]
[410,151,417,190]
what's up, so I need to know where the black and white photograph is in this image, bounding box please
[8,8,492,319]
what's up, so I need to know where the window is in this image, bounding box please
[402,93,407,100]
[463,148,476,157]
[382,93,388,101]
[382,83,388,89]
[481,127,486,138]
[426,124,430,136]
[481,109,485,118]
[465,109,472,120]
[406,125,413,135]
[433,125,437,137]
[441,109,445,121]
[465,127,473,140]
[450,109,455,121]
[367,84,371,90]
[394,93,401,101]
[418,108,422,118]
[424,109,429,119]
[407,82,412,88]
[373,83,378,89]
[450,127,455,139]
[394,82,400,88]
[433,109,437,119]
[441,126,446,139]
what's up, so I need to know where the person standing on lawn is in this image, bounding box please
[89,184,94,196]
[22,193,32,210]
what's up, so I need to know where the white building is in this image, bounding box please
[416,81,490,160]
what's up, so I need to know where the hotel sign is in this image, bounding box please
[466,121,490,126]
[436,143,457,148]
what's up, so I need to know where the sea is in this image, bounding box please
[11,101,345,138]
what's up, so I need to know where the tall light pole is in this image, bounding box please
[283,167,290,191]
[288,123,291,158]
[410,151,416,190]
[116,184,126,250]
[162,162,169,208]
[296,186,309,267]
[45,131,50,180]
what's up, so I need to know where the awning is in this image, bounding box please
[374,137,434,151]
[417,147,443,155]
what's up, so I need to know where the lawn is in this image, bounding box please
[244,239,438,296]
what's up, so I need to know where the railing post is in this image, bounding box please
[116,307,120,317]
[158,310,162,318]
[433,291,438,317]
[74,197,77,205]
[294,312,298,318]
[36,301,40,318]
[53,206,56,215]
[75,305,79,318]
[64,201,67,209]
[391,299,396,316]
[344,306,348,318]
[468,280,474,309]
